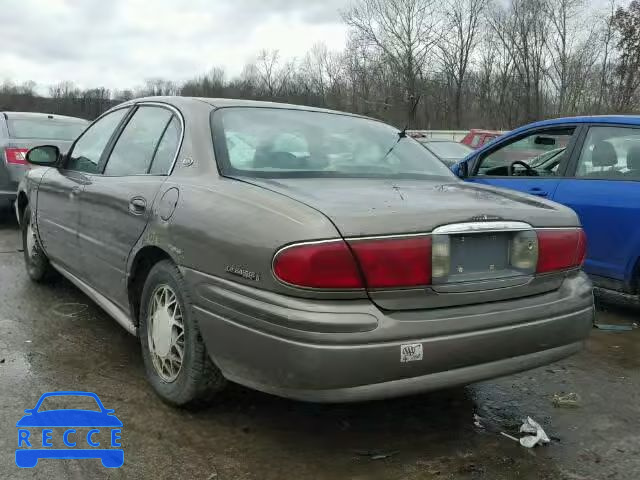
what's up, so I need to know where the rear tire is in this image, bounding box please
[139,260,226,408]
[22,205,55,283]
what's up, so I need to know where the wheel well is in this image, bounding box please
[17,192,28,223]
[128,246,172,326]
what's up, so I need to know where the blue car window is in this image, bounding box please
[476,128,575,176]
[576,126,640,179]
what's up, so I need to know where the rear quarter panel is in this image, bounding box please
[142,176,365,299]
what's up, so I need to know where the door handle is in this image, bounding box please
[128,197,147,215]
[528,188,548,197]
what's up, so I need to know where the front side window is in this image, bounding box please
[475,128,575,177]
[213,108,455,179]
[104,106,173,176]
[575,126,640,180]
[66,108,128,173]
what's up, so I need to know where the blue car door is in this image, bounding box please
[464,124,582,199]
[551,124,640,289]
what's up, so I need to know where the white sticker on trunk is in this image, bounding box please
[400,343,423,363]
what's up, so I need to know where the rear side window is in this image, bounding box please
[104,106,173,176]
[7,118,87,140]
[576,126,640,180]
[149,116,181,175]
[470,135,481,148]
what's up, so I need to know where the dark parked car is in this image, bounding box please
[0,112,88,211]
[415,139,473,167]
[17,97,593,406]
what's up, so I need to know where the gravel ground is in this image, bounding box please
[0,209,638,480]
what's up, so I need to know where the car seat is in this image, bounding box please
[625,144,640,178]
[586,141,623,177]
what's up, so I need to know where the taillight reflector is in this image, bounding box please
[536,229,586,273]
[5,148,29,165]
[349,237,432,288]
[273,240,363,289]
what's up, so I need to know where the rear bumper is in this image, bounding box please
[185,269,594,402]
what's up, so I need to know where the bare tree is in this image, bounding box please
[545,0,588,114]
[255,49,284,98]
[342,0,442,125]
[596,0,618,112]
[611,0,640,111]
[438,0,488,127]
[489,0,550,122]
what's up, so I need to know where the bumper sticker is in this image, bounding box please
[400,343,423,363]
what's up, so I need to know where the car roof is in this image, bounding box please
[127,96,371,119]
[510,115,640,135]
[2,111,88,123]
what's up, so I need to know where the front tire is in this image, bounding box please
[22,205,55,283]
[139,260,226,408]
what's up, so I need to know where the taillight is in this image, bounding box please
[5,148,29,165]
[272,236,433,290]
[272,240,363,289]
[536,229,586,273]
[272,228,586,290]
[349,237,432,288]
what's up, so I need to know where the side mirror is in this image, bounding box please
[23,409,33,414]
[26,145,60,167]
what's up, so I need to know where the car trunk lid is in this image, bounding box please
[244,177,581,310]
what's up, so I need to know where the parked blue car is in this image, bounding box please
[453,116,640,305]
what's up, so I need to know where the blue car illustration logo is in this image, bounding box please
[16,391,123,468]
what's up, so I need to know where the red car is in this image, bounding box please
[461,129,505,149]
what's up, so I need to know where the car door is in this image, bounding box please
[552,124,640,289]
[36,108,129,275]
[464,125,582,198]
[78,104,182,309]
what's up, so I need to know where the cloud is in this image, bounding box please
[0,0,348,92]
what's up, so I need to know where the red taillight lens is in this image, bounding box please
[536,229,586,273]
[5,148,29,165]
[272,236,433,290]
[349,236,432,288]
[273,240,363,289]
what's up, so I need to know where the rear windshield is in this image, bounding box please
[212,107,455,179]
[423,141,472,159]
[7,118,88,140]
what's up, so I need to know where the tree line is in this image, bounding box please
[1,0,639,131]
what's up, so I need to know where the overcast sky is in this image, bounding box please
[0,0,349,92]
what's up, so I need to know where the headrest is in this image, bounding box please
[591,141,617,167]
